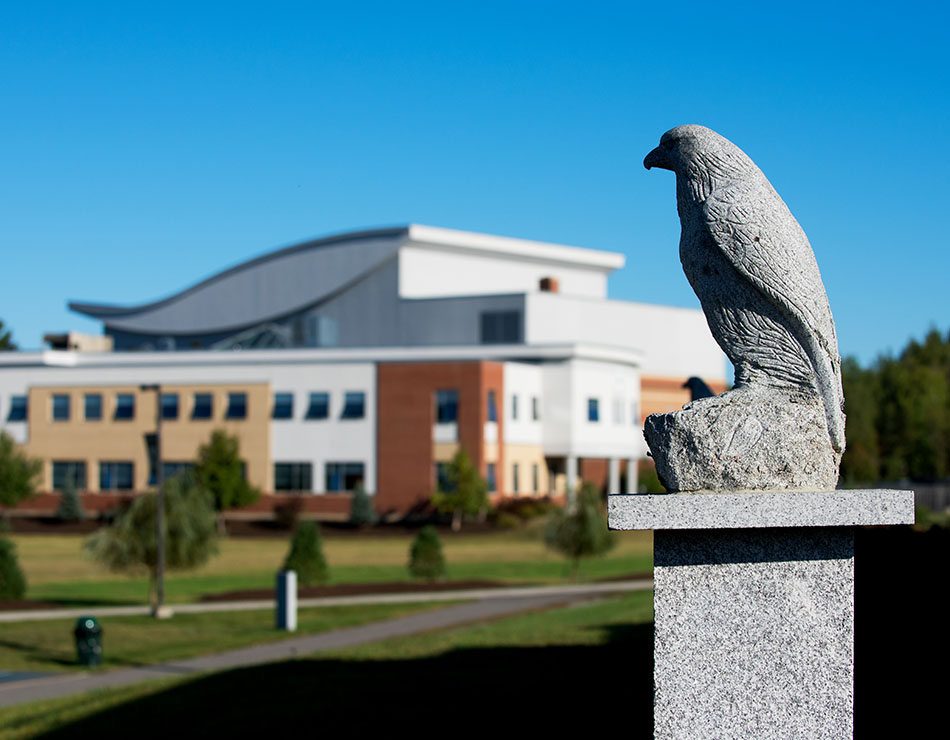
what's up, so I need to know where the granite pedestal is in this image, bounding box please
[608,489,914,740]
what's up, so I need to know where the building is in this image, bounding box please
[0,225,725,518]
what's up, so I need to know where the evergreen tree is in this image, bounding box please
[0,537,26,599]
[348,483,378,527]
[56,482,86,522]
[84,473,219,607]
[431,448,488,532]
[0,319,15,351]
[282,521,328,586]
[194,431,260,531]
[543,482,615,580]
[0,431,41,508]
[408,525,445,580]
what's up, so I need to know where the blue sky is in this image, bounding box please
[2,1,947,365]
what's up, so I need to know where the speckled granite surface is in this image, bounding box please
[608,489,914,531]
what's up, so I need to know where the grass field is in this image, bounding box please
[10,526,653,606]
[0,591,656,739]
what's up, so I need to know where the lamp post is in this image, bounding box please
[140,384,170,618]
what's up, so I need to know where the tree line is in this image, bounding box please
[841,327,950,485]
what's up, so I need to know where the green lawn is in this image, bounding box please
[11,527,653,606]
[0,591,655,739]
[0,601,449,674]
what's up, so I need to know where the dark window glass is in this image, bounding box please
[325,462,365,492]
[273,392,293,419]
[7,396,27,422]
[274,462,313,492]
[487,462,496,492]
[512,463,519,493]
[115,393,135,420]
[631,401,640,426]
[479,311,522,344]
[100,461,134,491]
[52,394,70,421]
[52,461,86,491]
[84,394,102,421]
[306,392,329,420]
[162,461,195,480]
[161,393,179,420]
[487,390,497,422]
[435,390,458,423]
[511,395,518,420]
[341,392,365,419]
[587,398,599,422]
[226,392,247,419]
[192,393,213,420]
[532,396,540,421]
[532,464,539,493]
[435,462,453,492]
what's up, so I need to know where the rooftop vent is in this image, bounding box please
[539,276,559,293]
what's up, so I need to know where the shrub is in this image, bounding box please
[409,525,446,580]
[282,521,328,586]
[349,484,378,527]
[274,496,304,530]
[0,537,27,600]
[56,484,86,522]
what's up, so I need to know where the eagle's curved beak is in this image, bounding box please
[643,146,672,171]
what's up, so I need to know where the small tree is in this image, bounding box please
[56,482,86,522]
[84,473,219,608]
[432,449,488,532]
[0,537,26,599]
[194,430,260,530]
[409,525,445,580]
[349,484,377,528]
[0,319,15,351]
[282,520,328,586]
[543,481,615,580]
[0,431,41,510]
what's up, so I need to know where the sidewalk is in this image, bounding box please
[0,579,652,708]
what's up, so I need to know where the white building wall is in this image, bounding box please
[502,363,544,446]
[398,245,609,300]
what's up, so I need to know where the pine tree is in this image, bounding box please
[56,483,86,522]
[431,449,488,531]
[543,482,615,580]
[408,525,446,580]
[349,483,378,527]
[282,521,328,586]
[0,537,26,599]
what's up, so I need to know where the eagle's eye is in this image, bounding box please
[660,137,675,150]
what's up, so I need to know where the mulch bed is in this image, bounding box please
[0,599,66,611]
[199,579,512,602]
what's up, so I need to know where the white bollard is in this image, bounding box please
[276,570,297,631]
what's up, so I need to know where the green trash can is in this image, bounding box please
[74,616,103,666]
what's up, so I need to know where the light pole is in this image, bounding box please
[140,384,169,618]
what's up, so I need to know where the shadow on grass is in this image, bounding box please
[36,624,655,737]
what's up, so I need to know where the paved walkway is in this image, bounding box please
[0,580,652,708]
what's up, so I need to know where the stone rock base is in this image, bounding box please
[644,390,840,491]
[654,528,853,740]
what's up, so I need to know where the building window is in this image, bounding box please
[192,393,213,420]
[100,461,134,491]
[631,401,640,425]
[162,461,194,480]
[532,463,539,493]
[486,462,496,492]
[52,461,86,491]
[84,394,102,421]
[115,393,135,421]
[512,463,519,493]
[511,394,518,421]
[487,390,497,422]
[435,462,453,492]
[480,310,521,344]
[226,392,247,419]
[341,391,365,419]
[275,462,313,492]
[435,390,459,423]
[306,392,329,420]
[587,398,599,422]
[613,398,624,424]
[7,396,27,422]
[273,392,293,419]
[532,396,540,421]
[325,462,365,492]
[52,394,70,421]
[161,393,179,420]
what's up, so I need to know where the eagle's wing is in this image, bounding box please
[702,180,845,452]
